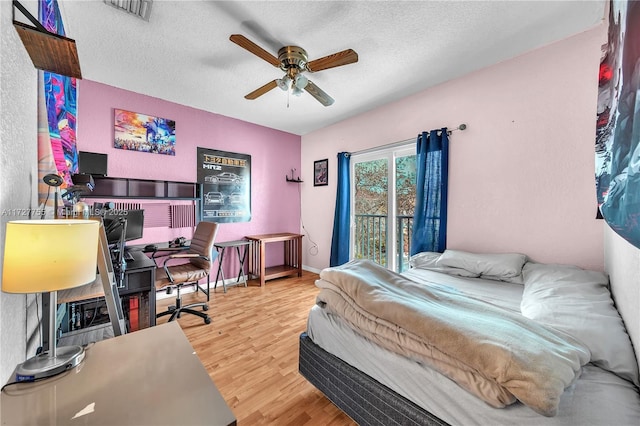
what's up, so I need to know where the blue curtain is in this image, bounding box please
[330,152,351,266]
[410,129,449,255]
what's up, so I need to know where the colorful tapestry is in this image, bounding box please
[37,0,78,208]
[595,0,640,248]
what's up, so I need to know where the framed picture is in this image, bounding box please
[197,147,251,223]
[314,159,328,186]
[114,109,176,156]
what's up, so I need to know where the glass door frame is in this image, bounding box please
[350,142,415,271]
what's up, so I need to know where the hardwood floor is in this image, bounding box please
[156,271,356,426]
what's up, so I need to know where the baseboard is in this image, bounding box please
[302,265,322,274]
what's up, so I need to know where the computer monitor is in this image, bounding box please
[78,151,108,176]
[103,209,144,245]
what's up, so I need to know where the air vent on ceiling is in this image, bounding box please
[103,0,152,21]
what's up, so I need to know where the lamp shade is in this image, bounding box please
[2,220,99,293]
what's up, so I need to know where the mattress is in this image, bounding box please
[305,268,640,426]
[299,332,448,426]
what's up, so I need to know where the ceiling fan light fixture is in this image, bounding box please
[230,34,358,107]
[277,76,291,91]
[294,74,308,90]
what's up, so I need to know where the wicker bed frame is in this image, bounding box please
[298,332,449,426]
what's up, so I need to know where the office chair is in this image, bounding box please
[155,222,219,324]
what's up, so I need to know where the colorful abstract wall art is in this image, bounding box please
[114,109,176,156]
[37,0,78,208]
[595,0,640,248]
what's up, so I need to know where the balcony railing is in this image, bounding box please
[354,214,413,272]
[397,215,413,272]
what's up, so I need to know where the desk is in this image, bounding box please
[245,233,303,286]
[121,250,157,330]
[1,322,236,426]
[214,240,250,293]
[142,241,190,267]
[57,250,157,339]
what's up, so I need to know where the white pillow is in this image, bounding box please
[521,262,639,386]
[481,273,524,285]
[436,249,527,281]
[409,252,480,278]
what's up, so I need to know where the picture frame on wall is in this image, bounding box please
[114,109,176,156]
[314,159,328,186]
[197,147,251,223]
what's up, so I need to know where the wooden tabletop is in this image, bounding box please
[1,322,237,426]
[245,233,303,242]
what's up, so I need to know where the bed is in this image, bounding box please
[298,250,640,425]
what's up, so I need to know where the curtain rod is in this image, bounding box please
[350,123,467,156]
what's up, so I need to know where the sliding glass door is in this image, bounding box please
[351,144,416,272]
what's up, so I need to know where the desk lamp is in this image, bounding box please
[2,219,99,381]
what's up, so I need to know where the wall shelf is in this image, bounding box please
[84,176,200,200]
[285,177,303,183]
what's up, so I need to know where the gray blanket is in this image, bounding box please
[316,260,590,416]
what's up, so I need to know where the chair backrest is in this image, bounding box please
[188,221,219,270]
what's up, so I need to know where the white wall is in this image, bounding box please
[604,225,640,374]
[0,0,41,383]
[301,24,607,273]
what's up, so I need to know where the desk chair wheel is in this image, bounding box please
[204,316,212,324]
[203,305,209,311]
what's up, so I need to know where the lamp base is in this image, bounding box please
[14,345,85,382]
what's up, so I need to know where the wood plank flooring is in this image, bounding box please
[156,271,356,426]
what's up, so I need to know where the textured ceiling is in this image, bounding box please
[49,1,605,135]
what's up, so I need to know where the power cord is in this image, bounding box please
[1,375,51,392]
[298,183,318,256]
[1,343,94,393]
[84,297,101,328]
[40,186,51,219]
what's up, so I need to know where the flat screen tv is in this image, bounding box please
[78,151,108,176]
[103,209,144,245]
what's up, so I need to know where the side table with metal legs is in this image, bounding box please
[213,240,250,293]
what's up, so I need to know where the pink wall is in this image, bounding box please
[76,80,301,270]
[301,24,607,272]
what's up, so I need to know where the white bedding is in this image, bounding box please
[306,267,640,425]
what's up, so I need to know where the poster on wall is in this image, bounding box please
[38,0,79,210]
[197,147,251,223]
[114,109,176,155]
[595,0,640,248]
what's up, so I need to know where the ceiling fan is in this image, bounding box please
[230,34,358,107]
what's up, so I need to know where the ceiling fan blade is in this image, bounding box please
[306,49,358,72]
[230,34,280,67]
[304,81,335,106]
[245,80,278,100]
